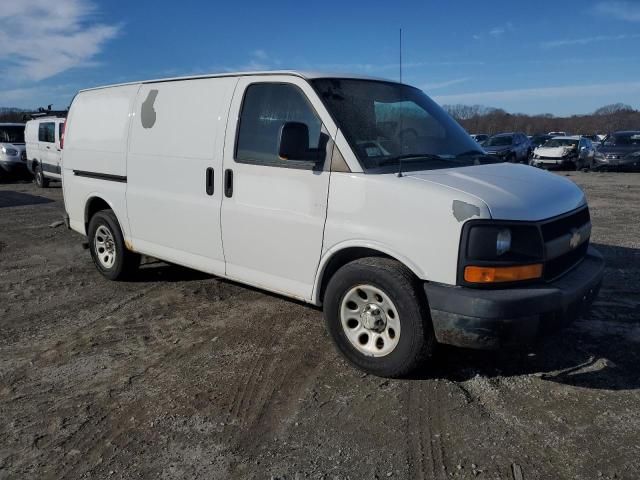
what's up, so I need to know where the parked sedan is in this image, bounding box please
[483,132,530,163]
[530,136,595,170]
[592,131,640,171]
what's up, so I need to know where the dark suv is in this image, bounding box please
[592,131,640,171]
[483,132,530,163]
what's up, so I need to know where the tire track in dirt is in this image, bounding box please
[405,381,448,480]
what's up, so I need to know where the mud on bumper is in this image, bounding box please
[423,247,605,350]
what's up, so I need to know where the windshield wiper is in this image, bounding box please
[378,153,447,166]
[455,150,486,157]
[454,150,502,164]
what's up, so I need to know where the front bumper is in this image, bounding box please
[530,157,575,169]
[0,159,28,174]
[592,157,640,171]
[424,246,604,350]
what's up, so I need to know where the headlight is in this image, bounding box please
[459,223,544,285]
[533,154,540,159]
[1,146,18,156]
[496,228,511,256]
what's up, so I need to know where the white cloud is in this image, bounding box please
[252,49,269,61]
[422,77,472,90]
[475,21,514,40]
[222,49,284,72]
[0,0,119,82]
[592,1,640,21]
[432,81,640,105]
[541,33,640,48]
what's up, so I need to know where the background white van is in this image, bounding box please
[25,117,66,187]
[62,71,604,377]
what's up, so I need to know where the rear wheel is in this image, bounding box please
[34,165,49,188]
[88,210,140,280]
[323,257,434,377]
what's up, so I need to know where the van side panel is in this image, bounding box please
[24,121,39,173]
[125,77,237,275]
[62,85,140,237]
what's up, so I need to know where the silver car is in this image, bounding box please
[0,123,27,178]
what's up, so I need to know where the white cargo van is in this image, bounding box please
[25,116,66,187]
[62,71,604,377]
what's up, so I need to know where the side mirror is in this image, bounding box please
[278,122,310,161]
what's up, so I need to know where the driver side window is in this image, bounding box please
[235,83,327,169]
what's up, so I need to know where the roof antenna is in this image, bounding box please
[399,28,403,84]
[397,27,405,177]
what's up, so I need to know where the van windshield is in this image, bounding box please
[312,79,493,173]
[0,125,25,144]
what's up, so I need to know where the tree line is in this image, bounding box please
[443,103,640,136]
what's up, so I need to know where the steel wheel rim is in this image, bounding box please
[340,284,401,357]
[94,224,116,269]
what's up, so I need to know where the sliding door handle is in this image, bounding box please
[224,169,233,198]
[205,167,214,195]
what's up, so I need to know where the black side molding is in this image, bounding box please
[73,170,127,183]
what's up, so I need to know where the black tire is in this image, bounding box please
[507,153,516,163]
[323,257,435,378]
[35,164,49,188]
[88,210,140,280]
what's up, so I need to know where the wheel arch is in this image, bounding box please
[312,242,425,306]
[84,195,117,234]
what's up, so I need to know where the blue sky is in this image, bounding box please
[1,0,639,115]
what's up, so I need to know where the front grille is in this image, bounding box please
[538,156,561,161]
[540,207,590,242]
[541,207,591,280]
[544,241,589,280]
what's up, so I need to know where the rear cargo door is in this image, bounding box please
[126,77,237,275]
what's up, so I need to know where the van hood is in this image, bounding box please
[407,163,586,221]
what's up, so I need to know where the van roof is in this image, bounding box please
[26,116,65,122]
[78,70,396,93]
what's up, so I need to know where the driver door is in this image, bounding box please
[220,76,336,301]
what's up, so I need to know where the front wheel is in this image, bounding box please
[323,257,435,378]
[88,210,140,280]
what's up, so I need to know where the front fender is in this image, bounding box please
[312,240,426,305]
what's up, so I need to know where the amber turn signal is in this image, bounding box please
[464,264,543,283]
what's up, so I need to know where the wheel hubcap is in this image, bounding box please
[340,285,400,357]
[94,225,116,269]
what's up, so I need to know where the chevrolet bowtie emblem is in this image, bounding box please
[569,229,582,249]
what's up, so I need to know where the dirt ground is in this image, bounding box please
[0,172,639,480]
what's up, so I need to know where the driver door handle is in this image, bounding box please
[224,169,233,198]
